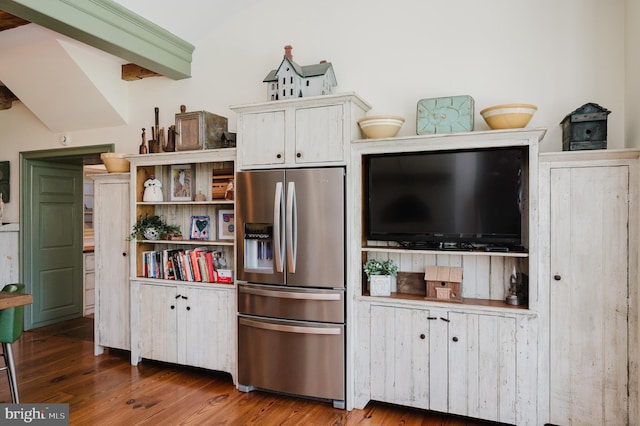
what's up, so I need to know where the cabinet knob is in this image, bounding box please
[276,153,282,159]
[419,333,426,340]
[452,336,459,342]
[554,274,562,281]
[296,152,302,158]
[170,305,175,310]
[122,252,127,257]
[186,306,191,311]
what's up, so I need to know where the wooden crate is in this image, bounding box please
[424,266,463,303]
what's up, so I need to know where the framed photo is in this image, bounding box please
[189,215,211,240]
[170,164,194,201]
[218,209,235,240]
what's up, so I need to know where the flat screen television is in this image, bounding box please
[364,147,525,249]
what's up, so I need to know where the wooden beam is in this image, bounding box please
[121,64,160,81]
[0,85,18,110]
[0,0,194,80]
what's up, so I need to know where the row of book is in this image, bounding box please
[141,248,233,283]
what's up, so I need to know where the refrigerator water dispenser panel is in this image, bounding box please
[244,223,274,272]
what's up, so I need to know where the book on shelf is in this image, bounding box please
[141,247,226,284]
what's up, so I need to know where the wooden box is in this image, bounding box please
[560,103,610,151]
[175,110,232,151]
[424,266,463,303]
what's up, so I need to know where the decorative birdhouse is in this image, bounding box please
[424,266,463,303]
[263,45,337,101]
[560,103,610,151]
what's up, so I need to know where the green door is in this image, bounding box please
[23,160,83,330]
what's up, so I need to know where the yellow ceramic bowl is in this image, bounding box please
[358,115,405,139]
[479,104,537,130]
[100,152,130,173]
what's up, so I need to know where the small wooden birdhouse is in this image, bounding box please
[560,103,610,151]
[424,266,463,303]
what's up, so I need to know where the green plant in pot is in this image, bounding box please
[363,259,398,278]
[130,214,181,241]
[364,259,398,294]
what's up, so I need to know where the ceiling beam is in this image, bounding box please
[0,0,194,80]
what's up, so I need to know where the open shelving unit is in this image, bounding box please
[126,148,237,383]
[348,128,546,424]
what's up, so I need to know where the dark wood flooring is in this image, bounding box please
[3,317,503,425]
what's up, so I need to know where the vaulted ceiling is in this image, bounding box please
[0,2,194,132]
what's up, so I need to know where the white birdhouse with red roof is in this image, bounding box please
[263,45,337,101]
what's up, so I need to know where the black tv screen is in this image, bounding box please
[365,147,525,248]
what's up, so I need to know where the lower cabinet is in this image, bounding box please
[367,303,536,425]
[131,281,235,381]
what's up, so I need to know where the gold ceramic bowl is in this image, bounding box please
[100,153,130,173]
[358,115,405,139]
[479,104,537,129]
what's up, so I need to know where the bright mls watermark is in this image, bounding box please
[0,404,68,425]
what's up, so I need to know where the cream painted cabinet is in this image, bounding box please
[127,149,237,383]
[135,282,234,375]
[231,93,370,169]
[369,304,529,424]
[83,252,95,315]
[93,173,130,354]
[539,151,639,425]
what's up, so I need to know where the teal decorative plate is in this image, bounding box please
[417,95,474,135]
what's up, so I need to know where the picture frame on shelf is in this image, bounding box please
[189,215,211,240]
[170,164,194,201]
[218,209,234,240]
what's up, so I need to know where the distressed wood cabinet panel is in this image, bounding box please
[367,303,520,424]
[370,305,430,408]
[182,287,233,372]
[294,104,343,163]
[93,174,130,354]
[447,312,516,424]
[240,110,286,167]
[137,282,235,379]
[232,93,370,170]
[139,283,178,364]
[548,164,629,425]
[83,252,95,315]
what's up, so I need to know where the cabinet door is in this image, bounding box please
[181,287,233,372]
[240,111,286,166]
[447,312,517,424]
[139,284,178,364]
[294,104,344,164]
[94,177,130,352]
[549,165,629,425]
[370,305,431,409]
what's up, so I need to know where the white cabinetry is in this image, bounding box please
[83,251,95,316]
[368,303,534,425]
[349,129,544,424]
[137,282,233,373]
[539,150,639,425]
[231,93,370,169]
[92,173,130,354]
[127,149,237,383]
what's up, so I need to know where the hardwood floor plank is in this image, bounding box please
[2,317,503,425]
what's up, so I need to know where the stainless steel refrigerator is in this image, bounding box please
[236,167,346,409]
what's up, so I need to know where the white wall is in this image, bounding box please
[626,0,640,148]
[0,0,629,222]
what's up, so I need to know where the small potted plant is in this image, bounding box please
[130,214,181,241]
[363,259,398,296]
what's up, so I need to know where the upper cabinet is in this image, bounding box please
[231,93,370,169]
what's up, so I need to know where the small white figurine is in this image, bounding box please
[143,175,164,202]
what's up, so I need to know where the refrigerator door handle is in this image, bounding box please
[286,181,297,273]
[239,285,342,300]
[239,317,342,335]
[273,181,285,273]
